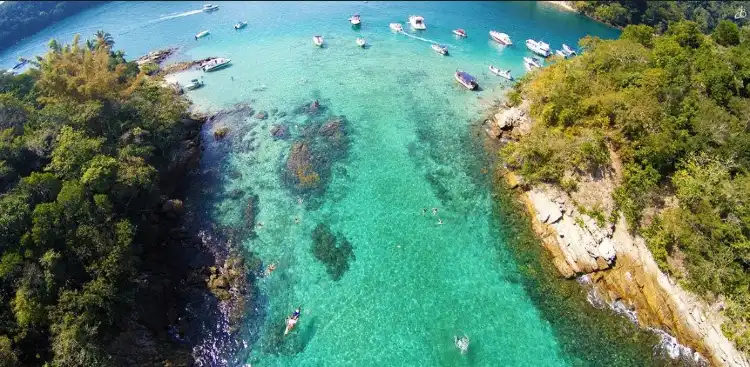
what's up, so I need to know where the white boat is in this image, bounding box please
[523,56,542,71]
[356,38,366,47]
[185,78,204,90]
[349,14,361,25]
[562,44,576,55]
[489,65,512,80]
[526,39,551,57]
[202,4,219,12]
[431,44,448,55]
[195,30,210,40]
[455,70,478,90]
[408,15,426,30]
[489,31,512,45]
[555,50,567,58]
[389,23,403,32]
[202,57,231,72]
[313,35,324,47]
[453,29,467,37]
[234,21,247,30]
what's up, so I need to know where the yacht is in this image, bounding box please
[526,39,551,57]
[431,44,448,55]
[349,14,361,25]
[356,38,366,47]
[562,44,576,55]
[202,57,231,72]
[523,56,542,71]
[313,35,324,47]
[389,23,403,32]
[453,29,467,37]
[489,65,512,80]
[185,78,204,90]
[489,31,512,45]
[455,70,478,90]
[408,15,426,30]
[195,30,210,40]
[202,4,219,12]
[555,49,567,58]
[234,21,247,30]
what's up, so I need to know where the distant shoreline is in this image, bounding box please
[543,1,577,13]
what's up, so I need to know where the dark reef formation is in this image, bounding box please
[310,223,355,281]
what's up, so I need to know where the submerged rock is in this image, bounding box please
[255,111,268,120]
[270,124,290,140]
[285,142,321,191]
[245,194,259,239]
[214,126,230,140]
[310,223,355,281]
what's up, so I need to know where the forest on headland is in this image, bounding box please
[570,1,750,32]
[503,14,750,351]
[0,2,105,52]
[0,31,221,365]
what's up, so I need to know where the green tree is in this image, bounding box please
[714,19,741,46]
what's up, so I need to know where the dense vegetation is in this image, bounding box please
[502,20,750,350]
[571,1,750,32]
[0,32,206,365]
[0,2,104,52]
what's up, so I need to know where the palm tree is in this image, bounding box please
[85,39,95,51]
[94,30,114,50]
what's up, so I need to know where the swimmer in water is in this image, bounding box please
[257,222,264,228]
[438,219,444,225]
[265,263,276,276]
[298,197,303,205]
[432,208,438,216]
[422,208,427,215]
[294,217,300,224]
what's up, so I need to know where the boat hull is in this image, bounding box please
[490,32,512,45]
[453,30,467,37]
[203,61,231,72]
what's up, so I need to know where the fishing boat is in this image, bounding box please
[489,31,512,45]
[408,15,426,30]
[489,65,512,80]
[202,3,219,12]
[185,78,204,90]
[454,70,478,90]
[389,23,403,32]
[234,21,247,30]
[453,29,467,37]
[523,56,542,71]
[202,57,231,72]
[562,43,576,55]
[431,44,448,55]
[349,14,361,25]
[356,37,366,47]
[526,39,551,57]
[313,35,324,47]
[284,307,301,336]
[195,30,210,40]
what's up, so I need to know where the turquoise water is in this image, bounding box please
[0,2,678,366]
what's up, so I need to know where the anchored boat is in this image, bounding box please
[455,70,478,90]
[489,65,512,80]
[356,37,366,47]
[202,3,219,12]
[185,78,204,90]
[523,56,542,71]
[453,28,467,37]
[313,35,324,47]
[390,23,403,32]
[408,15,426,30]
[562,44,576,55]
[201,57,231,72]
[489,31,512,45]
[349,14,361,25]
[526,39,551,57]
[234,21,247,30]
[195,30,210,40]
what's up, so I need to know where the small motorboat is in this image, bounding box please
[313,35,324,47]
[202,57,231,72]
[234,21,247,30]
[562,44,576,55]
[349,14,361,25]
[455,70,478,90]
[202,3,219,12]
[489,31,512,45]
[453,29,467,37]
[408,15,426,30]
[185,78,204,90]
[555,49,567,58]
[356,38,366,47]
[431,44,448,55]
[195,30,210,40]
[526,39,551,57]
[389,23,403,32]
[284,307,301,336]
[523,56,542,71]
[489,65,512,80]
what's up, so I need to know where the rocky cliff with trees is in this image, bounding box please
[0,2,105,51]
[0,32,226,365]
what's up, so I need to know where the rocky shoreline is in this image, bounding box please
[484,100,749,367]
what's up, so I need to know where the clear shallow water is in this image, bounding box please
[0,2,678,366]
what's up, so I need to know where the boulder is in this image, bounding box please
[529,190,563,224]
[161,199,184,216]
[270,124,289,140]
[255,111,268,120]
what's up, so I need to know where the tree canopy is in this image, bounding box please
[0,2,104,51]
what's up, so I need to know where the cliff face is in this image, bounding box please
[489,102,749,367]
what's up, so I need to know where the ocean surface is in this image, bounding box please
[0,2,690,366]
